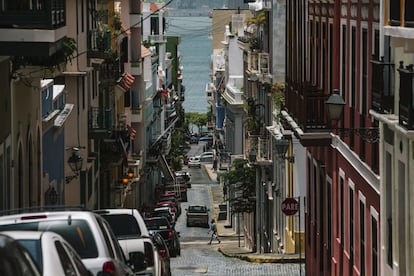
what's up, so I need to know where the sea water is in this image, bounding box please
[166,16,212,114]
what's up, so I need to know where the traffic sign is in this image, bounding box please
[281,197,299,216]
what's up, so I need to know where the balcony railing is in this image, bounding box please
[0,0,66,29]
[89,107,113,139]
[99,59,120,84]
[285,82,329,132]
[148,34,166,44]
[389,0,414,27]
[397,62,414,130]
[371,58,394,114]
[87,30,112,59]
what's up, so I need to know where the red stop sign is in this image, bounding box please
[281,197,299,216]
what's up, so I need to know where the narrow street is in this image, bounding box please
[170,142,304,275]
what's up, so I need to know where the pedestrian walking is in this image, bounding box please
[208,219,221,244]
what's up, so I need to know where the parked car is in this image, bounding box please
[94,209,162,276]
[150,232,171,276]
[185,205,210,228]
[199,151,214,163]
[151,207,175,226]
[0,210,134,276]
[158,195,181,216]
[198,136,213,142]
[0,233,40,276]
[174,171,191,188]
[144,217,180,257]
[187,156,201,168]
[1,230,92,276]
[155,202,178,218]
[164,184,188,202]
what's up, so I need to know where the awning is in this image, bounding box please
[159,155,175,183]
[54,103,74,128]
[117,72,135,91]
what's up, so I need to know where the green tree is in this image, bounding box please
[185,112,208,133]
[220,159,256,213]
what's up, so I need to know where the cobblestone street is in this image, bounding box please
[171,241,305,276]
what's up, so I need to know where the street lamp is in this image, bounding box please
[325,90,379,143]
[65,151,83,184]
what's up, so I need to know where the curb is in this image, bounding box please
[217,247,305,264]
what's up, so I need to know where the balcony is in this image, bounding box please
[88,107,113,139]
[87,30,112,59]
[0,0,66,56]
[285,82,329,131]
[99,59,120,84]
[389,0,414,28]
[397,63,414,130]
[148,34,166,44]
[246,51,259,81]
[371,58,394,114]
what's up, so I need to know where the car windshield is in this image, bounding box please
[101,214,141,239]
[188,206,207,213]
[18,239,43,273]
[0,220,98,259]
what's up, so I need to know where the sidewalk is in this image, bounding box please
[204,164,304,264]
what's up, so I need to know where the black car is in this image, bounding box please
[144,217,180,257]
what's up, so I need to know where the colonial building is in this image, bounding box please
[284,1,381,275]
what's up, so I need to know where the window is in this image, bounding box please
[327,180,332,270]
[340,176,344,247]
[0,220,98,258]
[102,214,142,238]
[55,241,77,276]
[385,152,393,267]
[359,196,366,276]
[349,185,354,272]
[64,242,89,276]
[372,214,378,276]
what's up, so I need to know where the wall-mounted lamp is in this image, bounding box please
[274,139,295,163]
[127,168,134,179]
[326,90,379,143]
[65,151,83,184]
[45,186,58,205]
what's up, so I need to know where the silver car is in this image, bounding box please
[0,211,133,276]
[1,230,92,276]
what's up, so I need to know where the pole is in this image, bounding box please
[238,212,241,247]
[298,196,302,276]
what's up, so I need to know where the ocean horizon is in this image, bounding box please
[166,16,212,114]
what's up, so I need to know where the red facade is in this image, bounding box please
[285,1,381,275]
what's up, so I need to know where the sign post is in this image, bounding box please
[281,197,299,216]
[281,197,301,276]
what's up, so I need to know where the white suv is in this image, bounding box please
[95,209,162,276]
[0,210,133,276]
